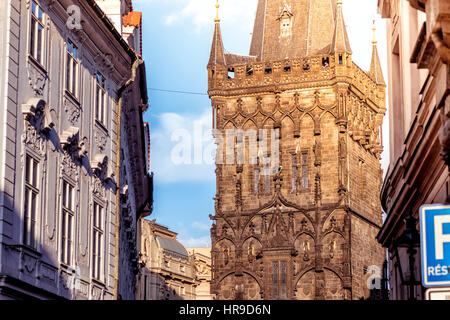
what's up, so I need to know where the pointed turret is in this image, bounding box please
[330,0,352,54]
[369,21,386,85]
[208,1,226,66]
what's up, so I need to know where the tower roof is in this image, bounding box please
[330,0,352,54]
[208,20,226,66]
[369,22,385,85]
[249,0,338,61]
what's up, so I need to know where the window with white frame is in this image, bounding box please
[92,202,104,280]
[61,180,74,265]
[66,40,78,97]
[23,155,39,248]
[29,0,44,64]
[95,72,106,125]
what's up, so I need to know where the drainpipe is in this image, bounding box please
[115,57,144,299]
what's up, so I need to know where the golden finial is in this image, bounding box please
[372,19,377,45]
[215,0,220,23]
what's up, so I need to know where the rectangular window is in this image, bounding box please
[254,166,260,194]
[292,154,298,192]
[29,1,44,64]
[144,275,148,300]
[61,181,74,265]
[280,261,287,299]
[92,202,104,280]
[95,72,106,125]
[359,159,366,199]
[24,155,39,248]
[264,158,271,194]
[66,40,78,97]
[272,261,287,300]
[301,152,309,189]
[272,262,279,299]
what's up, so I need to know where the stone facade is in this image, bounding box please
[0,0,152,300]
[188,247,214,300]
[208,0,387,300]
[137,220,198,300]
[377,0,450,300]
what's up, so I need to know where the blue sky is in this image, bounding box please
[133,0,389,248]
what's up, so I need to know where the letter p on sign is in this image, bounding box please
[420,204,450,287]
[435,215,450,260]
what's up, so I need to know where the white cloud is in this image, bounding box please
[178,235,211,247]
[163,0,258,32]
[192,221,211,231]
[164,14,178,26]
[150,109,216,183]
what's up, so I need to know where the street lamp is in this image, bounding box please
[393,215,421,300]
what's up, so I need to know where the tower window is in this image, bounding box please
[284,64,291,72]
[246,66,253,76]
[263,158,271,194]
[292,154,298,192]
[322,57,330,68]
[272,261,287,299]
[254,166,260,194]
[301,152,309,189]
[265,65,272,74]
[339,54,343,65]
[359,159,366,199]
[228,68,235,79]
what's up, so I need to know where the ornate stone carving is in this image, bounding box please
[94,129,108,152]
[64,98,81,125]
[26,61,48,96]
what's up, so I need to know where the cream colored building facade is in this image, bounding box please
[188,247,213,300]
[137,220,197,300]
[377,0,450,300]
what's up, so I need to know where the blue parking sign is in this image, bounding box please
[420,204,450,287]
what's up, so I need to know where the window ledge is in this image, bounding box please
[95,120,108,134]
[27,54,47,74]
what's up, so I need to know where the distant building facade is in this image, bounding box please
[377,0,450,300]
[0,0,152,300]
[188,247,213,300]
[208,0,387,300]
[137,220,197,300]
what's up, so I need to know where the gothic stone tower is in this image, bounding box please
[208,0,386,300]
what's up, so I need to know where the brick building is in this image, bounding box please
[208,0,387,300]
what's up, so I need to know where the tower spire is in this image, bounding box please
[208,0,226,66]
[215,0,220,23]
[369,20,385,85]
[330,0,352,54]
